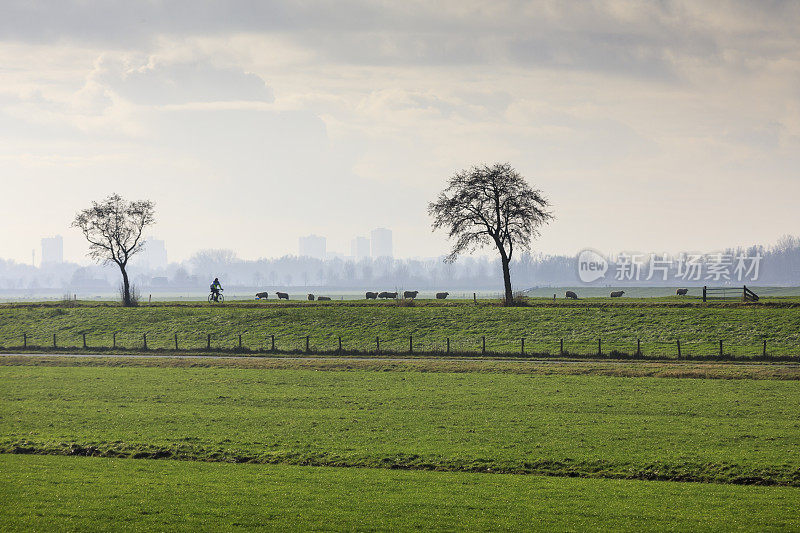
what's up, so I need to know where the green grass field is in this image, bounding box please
[1,301,799,357]
[3,364,799,484]
[3,454,799,532]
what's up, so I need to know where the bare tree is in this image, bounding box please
[429,163,553,304]
[72,194,155,306]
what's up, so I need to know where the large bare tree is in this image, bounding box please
[72,194,155,306]
[429,163,553,304]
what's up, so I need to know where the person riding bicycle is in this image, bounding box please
[210,278,223,302]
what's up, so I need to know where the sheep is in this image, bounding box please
[255,292,269,300]
[276,292,289,300]
[565,290,578,299]
[378,291,397,299]
[676,288,689,296]
[307,294,315,301]
[366,291,378,300]
[610,290,625,298]
[403,290,419,299]
[317,296,331,301]
[436,292,449,299]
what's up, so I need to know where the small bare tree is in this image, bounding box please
[72,194,155,306]
[429,163,553,304]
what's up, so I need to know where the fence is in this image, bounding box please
[5,330,798,362]
[702,285,759,302]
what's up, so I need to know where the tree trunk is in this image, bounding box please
[120,264,131,307]
[500,253,513,305]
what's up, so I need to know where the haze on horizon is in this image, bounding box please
[1,1,799,265]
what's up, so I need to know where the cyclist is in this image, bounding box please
[210,277,223,302]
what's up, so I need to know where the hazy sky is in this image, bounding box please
[2,1,799,264]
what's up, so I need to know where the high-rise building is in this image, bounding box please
[41,235,63,265]
[299,234,327,260]
[350,236,370,260]
[370,228,393,258]
[139,238,168,269]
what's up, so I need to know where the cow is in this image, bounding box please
[403,290,419,299]
[255,292,269,300]
[436,292,449,299]
[378,291,397,299]
[676,288,689,296]
[276,292,289,300]
[610,290,625,298]
[307,294,315,301]
[366,291,378,300]
[317,296,331,301]
[565,290,578,299]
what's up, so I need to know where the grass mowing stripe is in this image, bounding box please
[2,366,799,486]
[2,454,800,532]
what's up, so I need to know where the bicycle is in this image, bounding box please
[208,289,224,303]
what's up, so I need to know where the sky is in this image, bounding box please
[1,0,799,265]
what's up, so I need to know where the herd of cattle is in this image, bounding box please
[254,291,450,301]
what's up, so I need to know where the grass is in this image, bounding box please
[3,454,800,532]
[2,364,799,485]
[0,303,799,358]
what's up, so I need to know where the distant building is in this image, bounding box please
[370,228,393,258]
[41,235,63,265]
[138,238,168,270]
[350,236,370,260]
[299,234,327,260]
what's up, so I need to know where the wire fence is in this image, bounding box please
[5,330,799,362]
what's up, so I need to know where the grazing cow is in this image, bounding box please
[255,292,269,300]
[610,290,625,298]
[436,292,449,299]
[378,291,397,299]
[307,294,315,301]
[565,290,578,299]
[403,290,419,299]
[276,292,289,300]
[317,296,331,301]
[366,291,378,299]
[676,288,689,296]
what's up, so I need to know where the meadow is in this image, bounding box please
[3,454,799,532]
[1,299,799,358]
[2,363,800,485]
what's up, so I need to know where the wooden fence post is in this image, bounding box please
[83,333,87,349]
[53,333,57,348]
[703,286,707,302]
[521,338,525,355]
[636,339,641,357]
[113,332,116,349]
[763,339,767,357]
[23,333,27,348]
[376,336,380,353]
[143,333,147,350]
[207,334,211,350]
[719,339,723,357]
[271,335,275,351]
[473,292,477,303]
[338,336,342,353]
[597,338,602,356]
[305,336,309,353]
[677,339,681,359]
[481,336,486,355]
[560,338,563,356]
[239,335,243,350]
[409,335,413,354]
[446,338,450,355]
[174,333,179,350]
